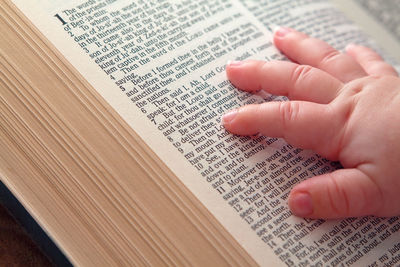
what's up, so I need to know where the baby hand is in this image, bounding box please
[223,27,400,219]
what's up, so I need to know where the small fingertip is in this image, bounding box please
[272,25,282,34]
[273,26,293,39]
[345,43,358,52]
[221,109,238,126]
[289,191,313,217]
[226,60,243,68]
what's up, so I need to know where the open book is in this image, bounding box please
[1,0,400,265]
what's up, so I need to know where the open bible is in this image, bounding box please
[1,0,400,265]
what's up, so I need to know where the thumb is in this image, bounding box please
[288,168,383,219]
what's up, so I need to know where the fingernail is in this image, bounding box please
[290,192,313,217]
[227,60,242,67]
[345,43,357,51]
[273,26,292,38]
[222,110,238,125]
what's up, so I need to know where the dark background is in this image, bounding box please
[0,204,53,266]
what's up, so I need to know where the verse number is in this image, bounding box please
[54,14,67,25]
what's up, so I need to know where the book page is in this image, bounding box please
[331,0,400,62]
[12,0,400,266]
[355,0,400,42]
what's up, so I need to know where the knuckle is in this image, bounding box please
[371,62,397,75]
[260,61,272,74]
[327,174,351,217]
[319,48,342,67]
[362,175,385,216]
[365,54,380,63]
[257,61,272,91]
[278,101,300,131]
[291,65,314,97]
[359,47,381,62]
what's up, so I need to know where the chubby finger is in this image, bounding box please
[288,168,383,219]
[226,60,343,104]
[346,44,398,77]
[222,101,340,158]
[273,27,367,82]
